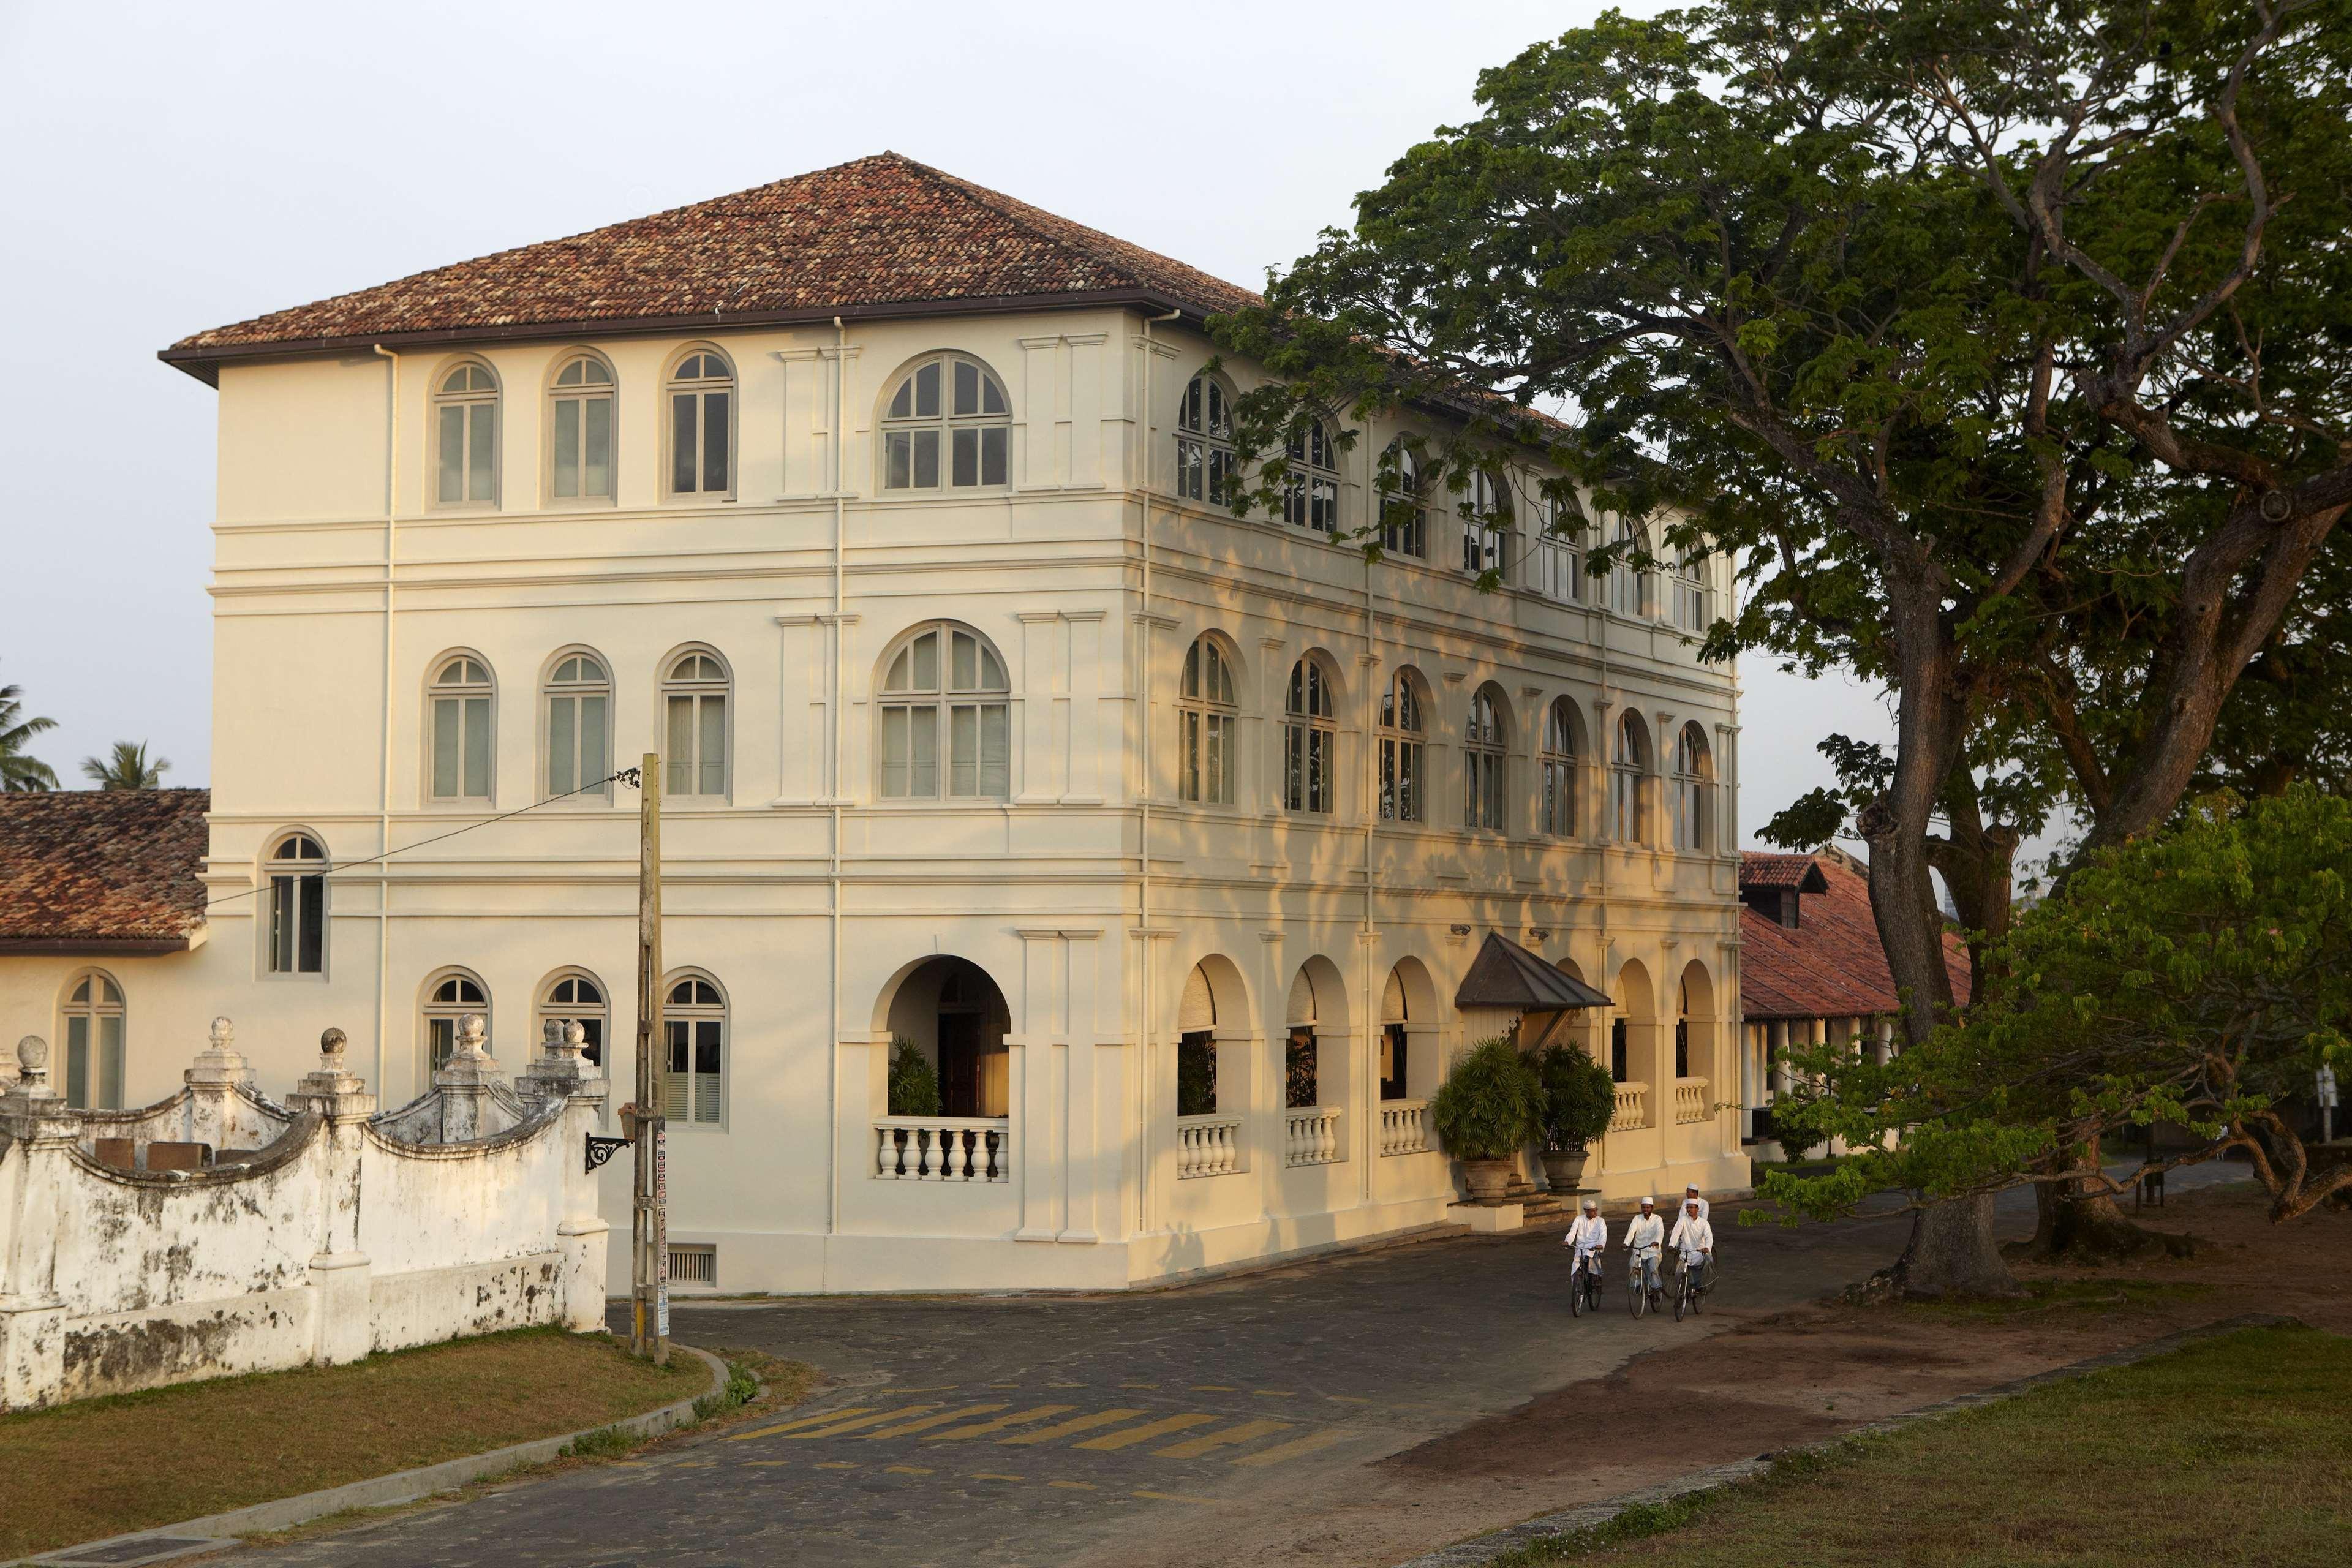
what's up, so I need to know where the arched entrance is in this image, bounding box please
[884,956,1012,1118]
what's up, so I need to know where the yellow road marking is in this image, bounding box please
[1190,1384,1240,1392]
[1134,1490,1215,1504]
[783,1405,940,1439]
[999,1408,1148,1446]
[816,1461,857,1469]
[857,1404,1008,1440]
[884,1464,933,1475]
[1076,1414,1219,1451]
[1119,1381,1159,1389]
[1253,1390,1298,1398]
[729,1406,880,1441]
[924,1404,1076,1441]
[1324,1395,1373,1404]
[741,1460,789,1468]
[1231,1428,1355,1468]
[1155,1419,1294,1459]
[987,1381,1022,1388]
[1049,1479,1095,1490]
[972,1472,1024,1482]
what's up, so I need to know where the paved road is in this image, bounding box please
[216,1169,2244,1568]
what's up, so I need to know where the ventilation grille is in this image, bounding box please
[667,1243,717,1289]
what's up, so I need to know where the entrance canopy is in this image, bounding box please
[1453,932,1613,1014]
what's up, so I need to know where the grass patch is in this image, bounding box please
[1905,1276,2214,1321]
[1484,1324,2351,1567]
[0,1326,701,1559]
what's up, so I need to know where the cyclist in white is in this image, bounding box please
[1622,1194,1665,1305]
[1681,1183,1711,1223]
[1563,1199,1608,1297]
[1669,1197,1714,1294]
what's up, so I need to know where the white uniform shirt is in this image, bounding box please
[1680,1193,1711,1223]
[1622,1212,1664,1255]
[1564,1215,1608,1255]
[1669,1213,1714,1256]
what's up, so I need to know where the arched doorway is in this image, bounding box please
[884,956,1012,1118]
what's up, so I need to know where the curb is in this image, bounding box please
[10,1342,732,1568]
[1390,1313,2299,1567]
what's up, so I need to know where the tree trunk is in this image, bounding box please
[2027,1137,2195,1261]
[1869,1192,2021,1299]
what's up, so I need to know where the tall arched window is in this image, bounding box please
[663,650,731,799]
[1673,722,1713,851]
[265,832,328,975]
[1378,668,1425,823]
[667,349,733,497]
[549,354,614,500]
[1605,516,1648,616]
[1378,439,1427,559]
[1283,657,1336,814]
[883,353,1010,491]
[1611,710,1651,843]
[1284,420,1340,533]
[1672,553,1711,631]
[1464,684,1508,832]
[544,652,611,801]
[59,970,125,1109]
[1540,699,1581,837]
[538,970,607,1069]
[1461,470,1508,576]
[1178,636,1237,805]
[428,655,494,802]
[423,970,489,1070]
[1532,496,1583,603]
[1174,374,1235,507]
[434,362,499,506]
[665,973,726,1126]
[880,624,1011,799]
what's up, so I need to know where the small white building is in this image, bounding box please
[2,154,1746,1294]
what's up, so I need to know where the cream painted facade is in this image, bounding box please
[4,306,1745,1294]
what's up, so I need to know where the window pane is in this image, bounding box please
[882,706,909,796]
[889,377,912,420]
[582,693,607,791]
[949,704,978,796]
[297,873,324,973]
[271,875,295,972]
[1182,710,1201,801]
[910,704,937,796]
[911,631,938,691]
[432,698,459,797]
[462,696,490,797]
[66,1016,89,1109]
[99,1014,124,1109]
[698,695,725,795]
[694,1017,723,1076]
[437,405,464,504]
[914,361,940,418]
[951,631,976,691]
[672,393,697,492]
[981,426,1007,487]
[886,430,911,489]
[952,426,978,488]
[469,404,496,502]
[954,358,979,417]
[980,703,1009,798]
[913,429,938,489]
[703,391,729,491]
[982,374,1006,416]
[549,695,576,795]
[584,396,611,496]
[668,693,693,796]
[553,399,580,497]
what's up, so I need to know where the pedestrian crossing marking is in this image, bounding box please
[858,1404,1008,1440]
[1076,1413,1219,1450]
[1232,1428,1354,1468]
[783,1405,940,1439]
[924,1404,1076,1441]
[729,1405,880,1440]
[998,1408,1148,1446]
[1155,1419,1293,1459]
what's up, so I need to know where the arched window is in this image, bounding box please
[1464,684,1508,832]
[1673,722,1713,851]
[665,973,726,1126]
[883,352,1010,491]
[1284,420,1340,534]
[423,970,489,1069]
[544,652,611,801]
[880,624,1011,799]
[428,655,494,802]
[1605,515,1648,616]
[1283,657,1336,814]
[667,349,733,497]
[1611,710,1650,844]
[1461,470,1508,576]
[1540,699,1581,837]
[434,362,499,506]
[1378,668,1425,823]
[1532,495,1583,603]
[538,970,607,1069]
[265,832,328,975]
[549,354,614,500]
[1174,374,1235,507]
[1672,553,1711,632]
[1378,439,1427,559]
[663,650,731,799]
[1178,636,1237,805]
[59,970,125,1109]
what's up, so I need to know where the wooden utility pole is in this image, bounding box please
[631,751,669,1365]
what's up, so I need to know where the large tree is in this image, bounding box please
[1213,0,2352,1292]
[80,741,170,791]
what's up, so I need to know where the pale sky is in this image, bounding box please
[0,0,1890,848]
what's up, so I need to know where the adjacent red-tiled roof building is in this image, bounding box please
[0,790,211,953]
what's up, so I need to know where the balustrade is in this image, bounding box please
[1284,1106,1343,1167]
[1175,1114,1243,1178]
[1378,1098,1429,1156]
[1673,1078,1709,1125]
[873,1117,1011,1183]
[1611,1080,1650,1131]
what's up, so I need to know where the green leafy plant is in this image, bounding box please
[1428,1037,1544,1161]
[80,739,169,790]
[886,1036,941,1118]
[0,666,57,792]
[1535,1044,1616,1153]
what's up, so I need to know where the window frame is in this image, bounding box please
[1672,722,1714,852]
[1282,655,1339,815]
[661,647,733,802]
[1464,683,1509,833]
[1540,699,1583,838]
[1610,710,1651,845]
[876,621,1014,802]
[546,351,617,505]
[1173,372,1238,510]
[1378,666,1426,824]
[664,345,736,501]
[58,968,126,1110]
[1178,635,1238,807]
[662,969,728,1129]
[420,967,491,1077]
[1672,554,1711,633]
[1377,439,1428,560]
[879,352,1013,494]
[1283,420,1342,535]
[541,649,614,804]
[537,968,609,1072]
[1460,470,1510,577]
[263,830,330,978]
[431,358,500,509]
[426,652,496,805]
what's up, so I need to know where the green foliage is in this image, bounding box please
[692,1362,760,1421]
[886,1037,940,1118]
[557,1423,633,1460]
[0,667,58,793]
[80,740,168,791]
[1762,787,2352,1224]
[1534,1043,1616,1152]
[1176,1034,1217,1118]
[1430,1037,1545,1161]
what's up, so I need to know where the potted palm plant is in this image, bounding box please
[1535,1043,1616,1194]
[1429,1037,1545,1202]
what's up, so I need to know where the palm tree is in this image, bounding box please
[81,740,171,791]
[0,669,58,791]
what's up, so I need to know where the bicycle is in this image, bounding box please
[1627,1249,1659,1319]
[1673,1254,1713,1321]
[1568,1252,1604,1317]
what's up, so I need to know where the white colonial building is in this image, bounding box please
[1,153,1746,1294]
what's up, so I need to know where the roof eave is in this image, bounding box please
[0,934,198,956]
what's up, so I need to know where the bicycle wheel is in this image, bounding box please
[1627,1269,1646,1318]
[1570,1268,1585,1317]
[1674,1273,1688,1322]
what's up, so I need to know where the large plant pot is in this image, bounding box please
[1461,1156,1517,1202]
[1541,1148,1589,1194]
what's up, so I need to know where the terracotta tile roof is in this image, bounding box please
[1740,851,1970,1020]
[0,790,210,950]
[1455,931,1615,1011]
[162,153,1261,376]
[1738,852,1828,892]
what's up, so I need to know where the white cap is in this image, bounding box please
[1640,1194,1655,1207]
[1582,1198,1598,1210]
